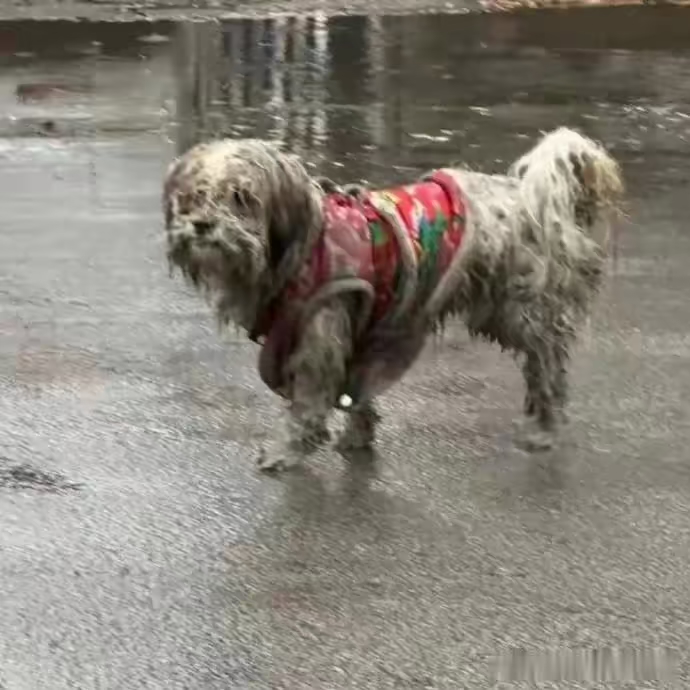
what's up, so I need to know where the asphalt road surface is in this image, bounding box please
[1,9,690,689]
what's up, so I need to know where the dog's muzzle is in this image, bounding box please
[167,219,231,259]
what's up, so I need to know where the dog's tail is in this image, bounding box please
[508,127,624,255]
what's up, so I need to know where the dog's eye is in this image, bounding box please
[233,189,252,211]
[193,220,214,236]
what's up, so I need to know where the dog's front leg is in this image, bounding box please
[258,302,353,473]
[338,401,380,451]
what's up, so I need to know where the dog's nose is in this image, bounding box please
[193,220,214,236]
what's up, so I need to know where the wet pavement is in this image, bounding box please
[2,8,690,688]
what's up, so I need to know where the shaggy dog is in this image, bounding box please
[163,128,623,472]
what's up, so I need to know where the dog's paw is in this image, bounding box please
[336,422,376,452]
[522,430,555,452]
[302,423,331,448]
[336,436,370,453]
[337,406,379,452]
[515,420,556,452]
[256,447,298,474]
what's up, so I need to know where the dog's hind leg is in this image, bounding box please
[519,344,559,451]
[551,340,570,424]
[523,351,539,418]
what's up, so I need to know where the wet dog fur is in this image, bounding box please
[163,128,623,471]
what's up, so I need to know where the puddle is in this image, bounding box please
[0,9,688,183]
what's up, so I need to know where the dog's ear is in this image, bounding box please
[266,193,315,271]
[263,152,322,273]
[267,221,289,271]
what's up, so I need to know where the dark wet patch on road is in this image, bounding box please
[0,457,82,492]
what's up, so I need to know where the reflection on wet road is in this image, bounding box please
[2,7,690,687]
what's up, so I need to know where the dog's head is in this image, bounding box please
[163,139,323,329]
[509,127,623,241]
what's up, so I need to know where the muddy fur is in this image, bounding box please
[163,138,324,331]
[163,128,623,470]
